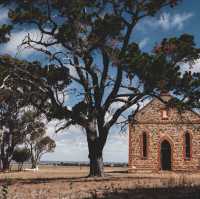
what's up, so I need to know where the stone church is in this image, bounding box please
[128,93,200,172]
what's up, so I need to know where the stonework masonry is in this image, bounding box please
[128,93,200,172]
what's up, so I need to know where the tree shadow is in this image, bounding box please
[106,170,128,174]
[0,174,116,185]
[0,176,88,185]
[0,172,166,186]
[94,187,200,199]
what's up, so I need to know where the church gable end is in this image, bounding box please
[134,95,200,124]
[128,94,200,173]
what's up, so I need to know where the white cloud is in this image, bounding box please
[137,12,194,32]
[43,123,89,162]
[55,92,70,105]
[139,38,149,49]
[192,59,200,72]
[0,28,57,58]
[67,63,79,79]
[0,7,9,24]
[181,59,200,73]
[0,30,37,57]
[104,130,128,162]
[104,99,126,123]
[158,12,194,30]
[43,136,88,162]
[43,119,129,163]
[157,12,171,30]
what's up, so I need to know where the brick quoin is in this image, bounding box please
[128,93,200,173]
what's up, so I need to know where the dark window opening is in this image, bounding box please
[161,140,172,170]
[142,132,147,159]
[185,132,191,160]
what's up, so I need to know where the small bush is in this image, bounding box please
[12,147,31,171]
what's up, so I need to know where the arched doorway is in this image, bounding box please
[160,140,172,170]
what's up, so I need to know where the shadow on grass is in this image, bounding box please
[0,176,87,185]
[89,187,200,199]
[106,170,128,174]
[0,173,164,186]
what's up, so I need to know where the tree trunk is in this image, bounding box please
[87,128,105,177]
[88,144,104,177]
[1,130,14,171]
[2,158,10,171]
[0,157,2,171]
[18,163,23,171]
[31,159,37,169]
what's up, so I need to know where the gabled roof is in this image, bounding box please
[130,92,200,124]
[136,92,172,114]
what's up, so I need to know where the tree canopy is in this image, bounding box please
[21,111,56,169]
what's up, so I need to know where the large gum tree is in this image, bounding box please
[0,0,200,176]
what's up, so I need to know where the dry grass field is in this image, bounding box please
[1,165,200,198]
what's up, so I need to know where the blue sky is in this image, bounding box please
[0,1,200,163]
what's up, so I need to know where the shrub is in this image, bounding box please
[12,147,31,171]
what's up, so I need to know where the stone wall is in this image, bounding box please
[128,94,200,172]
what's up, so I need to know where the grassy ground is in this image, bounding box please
[1,165,200,198]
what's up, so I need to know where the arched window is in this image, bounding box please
[142,132,148,159]
[161,109,169,119]
[185,132,191,160]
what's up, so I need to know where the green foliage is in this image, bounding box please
[154,34,200,63]
[12,147,31,167]
[21,111,46,140]
[36,136,56,154]
[8,7,48,24]
[89,14,123,43]
[45,64,71,91]
[0,55,70,114]
[21,110,56,168]
[124,34,200,95]
[0,55,46,108]
[0,85,27,171]
[0,24,12,44]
